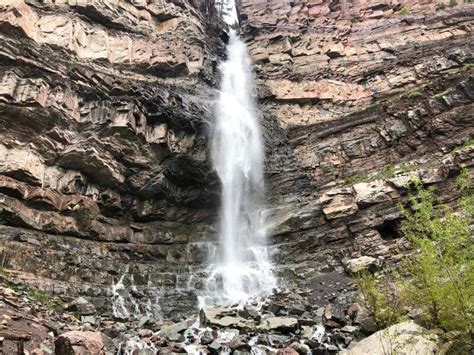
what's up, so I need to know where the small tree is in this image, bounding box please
[398,176,473,333]
[355,170,473,351]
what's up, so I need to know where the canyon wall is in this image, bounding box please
[0,0,472,320]
[240,0,474,304]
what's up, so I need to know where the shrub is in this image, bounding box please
[355,173,473,339]
[398,177,473,333]
[356,272,405,329]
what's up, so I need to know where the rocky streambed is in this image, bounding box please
[0,273,442,354]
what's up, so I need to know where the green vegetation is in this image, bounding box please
[356,172,473,350]
[398,6,411,14]
[28,287,61,310]
[461,63,474,71]
[122,79,132,90]
[450,0,458,6]
[452,138,474,154]
[343,163,413,185]
[436,3,446,10]
[407,89,423,99]
[0,268,61,310]
[343,172,370,185]
[357,272,405,329]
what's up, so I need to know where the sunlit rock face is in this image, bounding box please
[0,0,472,321]
[239,0,474,295]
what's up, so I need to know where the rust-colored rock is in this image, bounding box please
[55,331,104,355]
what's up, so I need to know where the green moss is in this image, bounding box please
[407,89,423,99]
[452,138,474,153]
[343,172,370,185]
[461,63,474,71]
[436,3,446,10]
[398,6,410,14]
[28,287,61,310]
[122,79,132,90]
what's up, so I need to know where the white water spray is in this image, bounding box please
[203,0,276,305]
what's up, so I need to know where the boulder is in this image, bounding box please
[341,321,438,355]
[200,308,255,329]
[260,317,298,332]
[344,256,380,273]
[55,331,104,355]
[68,297,96,315]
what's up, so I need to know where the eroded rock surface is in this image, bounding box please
[0,0,472,353]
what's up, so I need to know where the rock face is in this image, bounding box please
[0,0,223,318]
[0,0,472,338]
[240,0,474,303]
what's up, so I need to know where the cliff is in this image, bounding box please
[0,0,472,353]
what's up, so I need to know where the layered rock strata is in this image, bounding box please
[0,0,224,318]
[0,0,472,329]
[240,0,474,302]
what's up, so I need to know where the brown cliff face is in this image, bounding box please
[0,0,225,318]
[239,0,473,299]
[0,0,472,327]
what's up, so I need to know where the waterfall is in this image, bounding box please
[201,0,276,306]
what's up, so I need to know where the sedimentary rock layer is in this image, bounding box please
[0,0,472,319]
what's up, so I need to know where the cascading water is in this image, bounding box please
[201,0,276,306]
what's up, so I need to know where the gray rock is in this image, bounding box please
[341,321,438,355]
[69,297,96,315]
[81,315,96,325]
[259,317,298,333]
[208,340,221,354]
[138,316,152,328]
[344,256,380,274]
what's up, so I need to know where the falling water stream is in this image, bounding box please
[201,0,276,306]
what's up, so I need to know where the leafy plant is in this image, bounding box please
[355,174,473,343]
[357,272,405,329]
[398,178,473,334]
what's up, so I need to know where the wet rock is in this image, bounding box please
[289,305,305,316]
[200,308,254,329]
[260,317,298,333]
[138,328,153,338]
[208,340,221,354]
[200,330,214,345]
[55,331,104,355]
[138,316,153,328]
[323,304,347,326]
